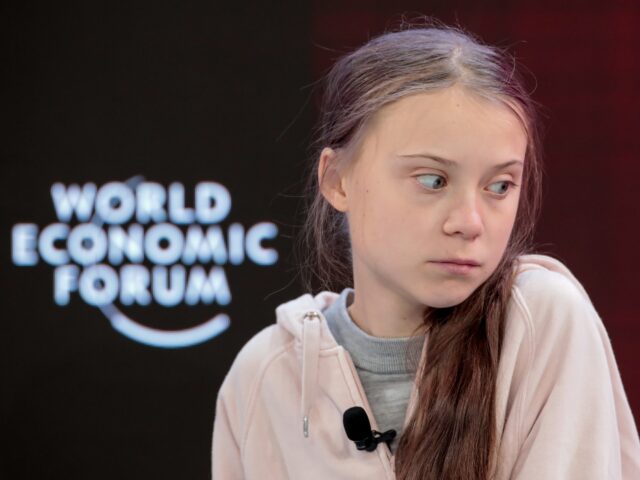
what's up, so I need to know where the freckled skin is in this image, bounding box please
[318,85,527,338]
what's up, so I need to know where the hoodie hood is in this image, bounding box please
[274,253,588,440]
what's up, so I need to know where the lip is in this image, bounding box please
[432,259,481,266]
[431,261,479,275]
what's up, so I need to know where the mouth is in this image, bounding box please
[431,259,481,267]
[430,261,479,275]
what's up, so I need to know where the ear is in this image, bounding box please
[318,147,349,213]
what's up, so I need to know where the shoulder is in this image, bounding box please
[513,264,587,314]
[214,322,295,446]
[218,323,294,401]
[512,254,597,315]
[510,254,603,351]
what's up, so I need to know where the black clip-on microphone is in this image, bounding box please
[343,406,397,452]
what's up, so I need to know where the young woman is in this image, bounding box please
[211,20,640,479]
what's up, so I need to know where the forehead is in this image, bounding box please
[360,86,527,165]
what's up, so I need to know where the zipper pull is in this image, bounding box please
[303,310,321,320]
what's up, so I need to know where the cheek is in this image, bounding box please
[502,197,520,232]
[488,205,519,250]
[356,189,417,251]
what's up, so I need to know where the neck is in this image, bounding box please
[346,288,427,339]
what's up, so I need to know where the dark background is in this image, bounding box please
[2,1,638,478]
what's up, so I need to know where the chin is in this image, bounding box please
[428,299,463,309]
[421,291,471,309]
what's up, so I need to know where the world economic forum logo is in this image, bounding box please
[11,176,278,348]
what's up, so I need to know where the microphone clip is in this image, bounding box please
[355,428,397,452]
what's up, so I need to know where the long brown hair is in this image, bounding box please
[294,16,546,479]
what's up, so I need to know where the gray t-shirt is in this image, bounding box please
[321,287,425,453]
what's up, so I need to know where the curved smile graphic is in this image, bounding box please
[99,303,230,348]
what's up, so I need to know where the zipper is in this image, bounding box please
[338,345,396,476]
[338,341,426,474]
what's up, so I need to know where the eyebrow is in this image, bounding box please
[398,153,524,170]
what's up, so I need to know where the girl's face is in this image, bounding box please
[320,85,527,311]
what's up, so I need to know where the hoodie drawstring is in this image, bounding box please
[301,311,321,438]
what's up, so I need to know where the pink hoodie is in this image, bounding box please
[211,254,640,479]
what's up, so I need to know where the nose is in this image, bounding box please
[442,195,483,239]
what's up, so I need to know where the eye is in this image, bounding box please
[488,180,519,196]
[416,174,446,190]
[415,174,519,197]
